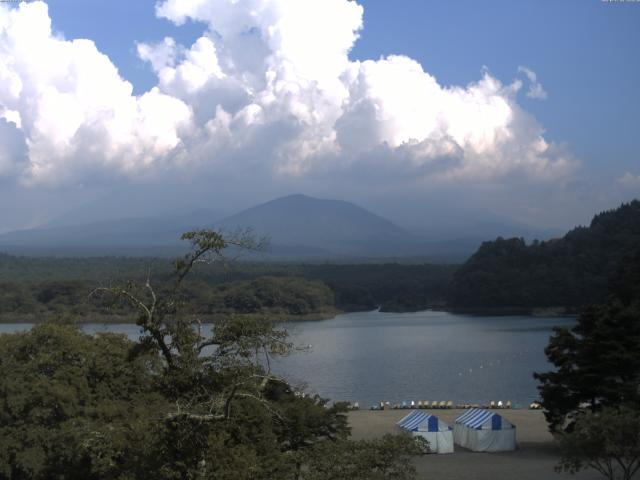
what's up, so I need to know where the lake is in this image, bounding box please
[0,310,574,408]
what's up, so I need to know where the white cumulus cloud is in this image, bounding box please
[0,1,193,184]
[0,0,575,189]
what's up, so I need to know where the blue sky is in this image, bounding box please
[0,0,639,231]
[353,0,640,177]
[44,0,640,179]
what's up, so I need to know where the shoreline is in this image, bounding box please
[0,305,579,324]
[0,309,343,325]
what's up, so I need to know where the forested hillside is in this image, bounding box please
[449,200,640,310]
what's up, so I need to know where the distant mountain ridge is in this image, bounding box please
[0,195,422,258]
[0,193,559,261]
[0,210,219,256]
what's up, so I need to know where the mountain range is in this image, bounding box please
[0,194,558,261]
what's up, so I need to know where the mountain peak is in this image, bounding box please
[276,193,315,201]
[217,194,416,257]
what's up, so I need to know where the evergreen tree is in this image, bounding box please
[534,252,640,433]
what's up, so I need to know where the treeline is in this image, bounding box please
[0,260,455,322]
[0,277,337,323]
[286,264,455,312]
[449,200,640,310]
[189,276,337,318]
[0,253,169,282]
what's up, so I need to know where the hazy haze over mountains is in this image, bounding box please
[0,194,560,261]
[217,194,419,258]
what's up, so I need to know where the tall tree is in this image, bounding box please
[556,407,640,480]
[534,253,640,433]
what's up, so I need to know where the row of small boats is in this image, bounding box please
[365,400,514,410]
[389,400,454,410]
[347,399,543,410]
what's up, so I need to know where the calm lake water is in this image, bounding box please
[0,310,575,408]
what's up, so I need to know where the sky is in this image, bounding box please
[0,0,638,234]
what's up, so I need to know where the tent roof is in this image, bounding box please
[397,411,451,432]
[454,409,514,430]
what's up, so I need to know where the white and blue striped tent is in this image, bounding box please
[396,410,454,454]
[453,409,516,452]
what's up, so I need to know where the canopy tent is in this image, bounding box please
[453,408,516,452]
[396,410,454,454]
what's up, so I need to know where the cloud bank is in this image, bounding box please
[0,0,575,189]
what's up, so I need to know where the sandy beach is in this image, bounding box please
[348,409,605,480]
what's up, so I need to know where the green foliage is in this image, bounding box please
[0,323,165,479]
[0,253,171,283]
[265,382,350,450]
[0,280,95,321]
[0,276,337,323]
[450,200,640,309]
[0,229,421,479]
[301,434,422,480]
[313,263,453,312]
[213,276,335,316]
[556,406,640,480]
[535,252,640,433]
[0,260,454,322]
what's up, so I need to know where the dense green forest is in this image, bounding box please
[0,276,338,323]
[0,256,455,322]
[449,200,640,310]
